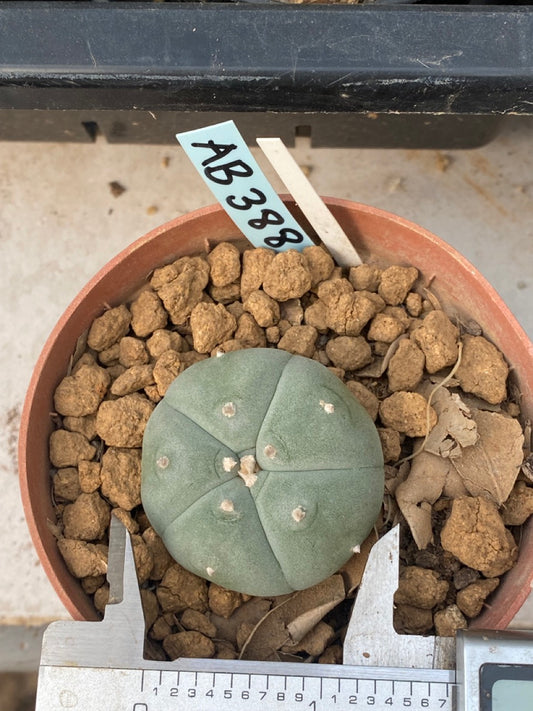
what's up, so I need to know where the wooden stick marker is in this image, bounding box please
[256,137,363,267]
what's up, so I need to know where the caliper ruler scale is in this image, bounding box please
[36,518,533,710]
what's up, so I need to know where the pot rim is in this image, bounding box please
[18,196,533,626]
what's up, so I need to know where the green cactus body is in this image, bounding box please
[141,348,384,596]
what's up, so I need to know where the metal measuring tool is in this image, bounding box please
[36,517,533,710]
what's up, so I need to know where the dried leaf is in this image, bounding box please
[442,466,471,499]
[451,409,525,506]
[239,575,345,661]
[282,621,336,657]
[422,288,442,312]
[420,386,478,459]
[395,394,523,544]
[286,602,338,642]
[210,598,272,645]
[458,392,503,413]
[395,451,453,549]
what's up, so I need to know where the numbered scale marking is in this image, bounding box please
[38,662,455,711]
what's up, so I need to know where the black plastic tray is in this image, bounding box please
[1,1,532,147]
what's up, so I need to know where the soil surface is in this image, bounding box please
[48,243,530,662]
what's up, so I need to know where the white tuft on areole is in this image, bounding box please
[223,456,238,472]
[351,544,361,554]
[220,499,235,513]
[156,456,169,469]
[206,567,215,577]
[263,444,277,459]
[292,506,306,523]
[222,402,236,417]
[319,400,335,414]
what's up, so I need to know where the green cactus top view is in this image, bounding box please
[141,348,384,596]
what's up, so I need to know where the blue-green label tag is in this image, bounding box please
[176,121,314,251]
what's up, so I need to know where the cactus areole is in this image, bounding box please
[141,348,384,596]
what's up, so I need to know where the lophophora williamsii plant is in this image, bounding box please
[141,347,385,596]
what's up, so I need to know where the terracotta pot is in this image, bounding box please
[19,197,533,627]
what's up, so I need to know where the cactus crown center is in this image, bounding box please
[238,454,260,488]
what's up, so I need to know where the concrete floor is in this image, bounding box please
[1,117,532,668]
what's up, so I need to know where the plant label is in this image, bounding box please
[176,121,315,251]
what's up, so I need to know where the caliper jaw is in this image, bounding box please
[343,526,455,670]
[40,515,146,668]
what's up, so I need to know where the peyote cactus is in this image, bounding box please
[141,348,384,596]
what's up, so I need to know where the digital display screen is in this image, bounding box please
[492,680,533,710]
[480,664,533,711]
